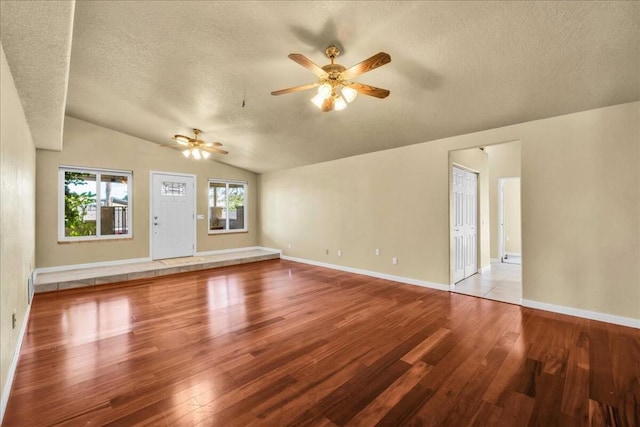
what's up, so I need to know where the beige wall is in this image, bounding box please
[503,178,521,255]
[485,141,521,258]
[1,45,36,411]
[259,102,640,321]
[260,143,452,284]
[36,117,258,268]
[449,147,490,272]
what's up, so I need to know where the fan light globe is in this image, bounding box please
[202,151,211,159]
[182,150,191,158]
[334,95,347,111]
[342,86,358,103]
[318,83,332,98]
[192,148,202,160]
[311,93,325,109]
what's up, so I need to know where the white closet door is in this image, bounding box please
[452,167,466,283]
[452,167,478,283]
[464,171,478,278]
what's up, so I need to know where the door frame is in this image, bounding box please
[449,162,480,288]
[498,178,505,262]
[149,171,197,260]
[497,176,521,262]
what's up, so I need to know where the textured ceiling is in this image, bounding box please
[3,1,640,173]
[0,0,75,151]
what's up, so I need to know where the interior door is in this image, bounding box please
[452,166,478,283]
[452,167,466,283]
[464,171,478,277]
[151,173,195,260]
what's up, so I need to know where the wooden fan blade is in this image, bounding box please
[204,142,223,147]
[202,146,228,155]
[341,52,391,80]
[173,134,192,145]
[288,54,328,77]
[271,83,318,96]
[349,82,390,99]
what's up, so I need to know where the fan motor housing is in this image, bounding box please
[322,64,346,81]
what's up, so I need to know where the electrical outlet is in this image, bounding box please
[288,243,292,249]
[337,250,342,257]
[392,257,398,265]
[375,248,380,256]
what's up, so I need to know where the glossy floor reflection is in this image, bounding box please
[5,259,638,426]
[452,261,522,305]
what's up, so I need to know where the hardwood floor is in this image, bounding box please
[4,259,639,426]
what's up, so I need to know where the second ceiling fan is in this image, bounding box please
[271,45,391,112]
[172,129,228,159]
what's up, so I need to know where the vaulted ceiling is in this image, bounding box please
[2,1,639,173]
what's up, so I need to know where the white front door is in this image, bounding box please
[151,172,195,260]
[452,166,478,283]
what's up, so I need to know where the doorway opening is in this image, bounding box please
[498,177,521,265]
[449,141,522,305]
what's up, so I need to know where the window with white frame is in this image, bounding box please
[59,166,133,241]
[208,179,247,233]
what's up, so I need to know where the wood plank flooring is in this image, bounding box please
[3,259,639,426]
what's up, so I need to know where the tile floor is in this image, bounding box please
[452,261,522,305]
[502,254,521,265]
[35,248,280,293]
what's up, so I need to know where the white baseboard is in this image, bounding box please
[479,264,491,274]
[522,299,640,329]
[281,255,449,292]
[1,303,31,423]
[36,256,152,275]
[280,256,639,329]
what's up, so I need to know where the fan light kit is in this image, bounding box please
[172,129,228,159]
[272,45,391,112]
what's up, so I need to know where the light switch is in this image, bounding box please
[197,214,205,220]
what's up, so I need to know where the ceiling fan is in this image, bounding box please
[271,45,391,112]
[172,129,228,159]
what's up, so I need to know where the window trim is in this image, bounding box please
[208,179,248,234]
[58,165,133,242]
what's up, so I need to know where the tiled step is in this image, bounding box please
[35,249,280,293]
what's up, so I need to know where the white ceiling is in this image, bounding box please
[2,1,639,173]
[0,0,74,151]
